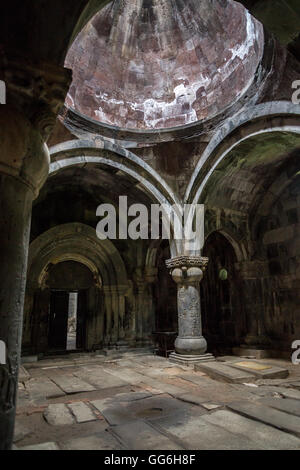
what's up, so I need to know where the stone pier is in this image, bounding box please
[166,256,215,366]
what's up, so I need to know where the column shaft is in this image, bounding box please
[0,175,33,449]
[166,256,214,364]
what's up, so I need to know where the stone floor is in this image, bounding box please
[14,352,300,450]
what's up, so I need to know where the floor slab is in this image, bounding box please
[195,362,256,383]
[230,360,289,380]
[60,432,123,450]
[228,401,300,437]
[68,402,97,423]
[43,404,75,426]
[111,420,183,450]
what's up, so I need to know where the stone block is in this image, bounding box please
[111,420,183,450]
[43,404,75,426]
[195,362,256,383]
[169,352,215,366]
[68,402,97,423]
[230,360,289,379]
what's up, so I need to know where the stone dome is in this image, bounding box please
[65,0,264,130]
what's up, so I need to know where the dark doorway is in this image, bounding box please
[154,242,177,333]
[48,289,88,352]
[48,291,69,350]
[201,232,245,354]
[76,290,87,349]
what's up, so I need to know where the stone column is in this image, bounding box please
[0,106,49,450]
[166,256,215,365]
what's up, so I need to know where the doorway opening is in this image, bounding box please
[48,289,87,353]
[201,231,245,355]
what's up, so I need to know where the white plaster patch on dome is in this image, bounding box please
[128,60,145,75]
[93,74,211,128]
[230,11,259,60]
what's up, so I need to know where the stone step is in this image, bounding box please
[194,362,256,384]
[232,347,271,359]
[169,353,215,366]
[259,397,300,417]
[230,360,289,379]
[228,401,300,437]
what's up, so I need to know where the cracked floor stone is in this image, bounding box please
[15,353,300,450]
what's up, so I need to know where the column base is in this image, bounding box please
[169,352,215,366]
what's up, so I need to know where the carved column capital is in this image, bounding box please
[166,255,209,271]
[166,256,209,285]
[0,52,72,140]
[0,106,50,197]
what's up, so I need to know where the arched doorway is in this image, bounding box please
[154,241,177,333]
[201,232,245,355]
[151,241,178,356]
[23,223,130,356]
[47,261,95,352]
[30,260,98,354]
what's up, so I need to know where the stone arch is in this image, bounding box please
[49,140,180,257]
[28,223,128,289]
[201,231,246,353]
[50,139,180,207]
[185,102,300,205]
[204,229,247,263]
[24,223,129,354]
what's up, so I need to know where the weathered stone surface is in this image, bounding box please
[230,361,289,379]
[20,442,60,450]
[43,404,75,426]
[195,362,256,384]
[259,398,300,417]
[169,353,215,366]
[152,413,260,450]
[168,260,209,356]
[13,422,31,443]
[68,402,97,423]
[232,348,271,359]
[280,388,300,400]
[61,432,123,451]
[50,374,96,394]
[228,401,300,437]
[73,367,128,390]
[90,399,132,426]
[25,378,65,401]
[201,403,222,411]
[202,409,300,450]
[109,392,153,402]
[111,420,182,450]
